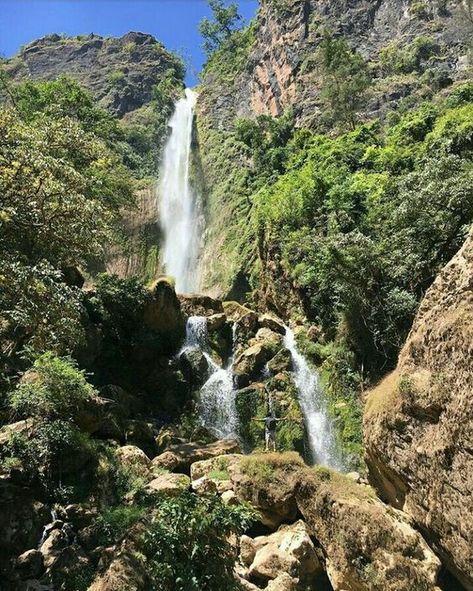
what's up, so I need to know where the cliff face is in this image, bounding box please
[364,228,473,589]
[200,0,471,129]
[196,0,472,298]
[5,31,180,120]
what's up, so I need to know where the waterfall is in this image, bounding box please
[181,316,239,440]
[158,88,201,293]
[284,327,344,470]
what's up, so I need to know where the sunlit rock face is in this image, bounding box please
[364,227,473,590]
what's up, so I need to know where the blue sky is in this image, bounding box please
[0,0,259,85]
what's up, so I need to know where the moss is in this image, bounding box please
[241,451,304,486]
[208,469,230,481]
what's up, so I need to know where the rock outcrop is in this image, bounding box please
[364,228,473,589]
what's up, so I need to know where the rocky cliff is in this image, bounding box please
[364,227,473,589]
[196,0,472,298]
[4,31,181,120]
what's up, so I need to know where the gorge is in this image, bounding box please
[0,1,472,590]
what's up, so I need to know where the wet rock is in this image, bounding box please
[259,313,286,335]
[179,347,210,389]
[64,504,96,530]
[16,549,44,579]
[207,312,227,332]
[179,293,224,316]
[124,420,156,457]
[40,529,68,569]
[233,343,268,387]
[143,277,185,349]
[267,348,292,374]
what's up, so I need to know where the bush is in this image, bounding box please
[96,504,146,545]
[10,352,96,421]
[143,492,256,591]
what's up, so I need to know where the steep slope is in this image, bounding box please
[196,0,472,298]
[364,227,473,589]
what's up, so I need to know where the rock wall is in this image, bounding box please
[364,227,473,589]
[4,31,179,119]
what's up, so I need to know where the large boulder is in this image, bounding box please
[115,445,152,479]
[364,228,473,589]
[296,468,441,591]
[15,549,44,579]
[138,473,190,501]
[233,343,269,387]
[258,313,286,335]
[179,347,210,389]
[178,294,224,316]
[143,277,185,347]
[152,439,240,474]
[244,520,321,586]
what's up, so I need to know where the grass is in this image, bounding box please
[240,451,304,484]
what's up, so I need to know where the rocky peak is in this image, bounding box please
[5,31,182,118]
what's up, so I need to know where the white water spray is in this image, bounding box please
[158,88,201,293]
[284,327,344,470]
[181,316,239,439]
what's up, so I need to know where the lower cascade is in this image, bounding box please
[181,316,239,439]
[284,326,344,471]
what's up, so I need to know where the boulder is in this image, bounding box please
[16,549,44,579]
[115,445,151,479]
[124,420,156,457]
[191,476,218,494]
[143,278,185,350]
[207,312,227,332]
[364,228,473,589]
[233,343,268,387]
[267,348,292,374]
[139,473,190,500]
[64,504,96,530]
[0,420,32,446]
[246,521,321,584]
[223,301,256,323]
[266,573,299,591]
[40,529,68,569]
[179,294,224,316]
[296,468,441,591]
[152,439,240,474]
[179,347,210,388]
[221,490,238,505]
[258,313,286,335]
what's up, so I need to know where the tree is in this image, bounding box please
[199,0,242,56]
[318,33,371,130]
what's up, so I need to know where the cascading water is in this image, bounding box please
[181,316,239,440]
[284,327,344,470]
[158,88,201,293]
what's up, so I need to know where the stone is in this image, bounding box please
[223,301,256,323]
[115,445,152,479]
[364,228,473,589]
[0,420,32,446]
[40,529,68,569]
[179,347,210,389]
[266,573,299,591]
[207,312,227,332]
[124,420,156,457]
[240,535,257,567]
[140,473,190,499]
[296,468,441,591]
[16,549,44,579]
[267,348,292,374]
[64,504,95,530]
[221,490,238,505]
[191,476,218,494]
[247,521,320,584]
[258,313,286,335]
[233,343,268,387]
[178,294,224,316]
[152,439,241,474]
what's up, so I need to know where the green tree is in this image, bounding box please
[318,33,371,130]
[199,0,242,56]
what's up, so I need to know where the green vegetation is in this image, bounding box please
[317,33,371,130]
[96,504,146,545]
[199,0,243,56]
[144,492,256,591]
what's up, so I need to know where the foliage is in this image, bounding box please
[199,0,243,56]
[10,352,96,421]
[379,36,440,75]
[143,492,256,591]
[96,504,146,545]
[317,32,371,129]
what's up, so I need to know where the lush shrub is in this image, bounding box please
[143,492,256,591]
[96,504,146,545]
[10,352,96,421]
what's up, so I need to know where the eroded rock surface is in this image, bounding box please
[364,228,473,589]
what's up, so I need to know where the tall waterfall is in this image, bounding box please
[181,316,239,439]
[284,327,344,470]
[158,88,201,293]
